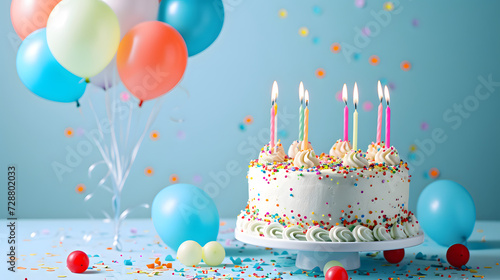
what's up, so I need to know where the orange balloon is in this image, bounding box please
[11,0,61,40]
[117,21,188,106]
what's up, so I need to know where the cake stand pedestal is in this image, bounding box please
[235,231,424,271]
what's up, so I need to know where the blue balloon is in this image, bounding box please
[158,0,224,56]
[417,180,476,247]
[152,184,219,250]
[16,29,86,104]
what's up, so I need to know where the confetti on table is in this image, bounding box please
[330,43,341,53]
[144,167,154,177]
[298,27,309,37]
[369,55,380,65]
[278,8,287,18]
[169,174,179,183]
[150,130,160,141]
[401,60,412,71]
[315,68,326,79]
[384,1,395,11]
[75,184,86,194]
[64,127,74,138]
[429,168,440,179]
[362,101,373,112]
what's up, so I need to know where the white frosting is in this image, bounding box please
[282,226,306,241]
[352,225,375,242]
[329,226,355,242]
[403,216,420,237]
[288,140,312,158]
[373,225,393,241]
[342,150,369,168]
[247,221,266,236]
[263,223,283,239]
[367,142,385,161]
[329,140,352,158]
[390,224,408,240]
[374,147,400,166]
[258,142,286,164]
[305,226,331,242]
[293,149,320,168]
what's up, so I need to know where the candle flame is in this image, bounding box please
[305,89,309,106]
[384,85,390,105]
[342,84,347,104]
[272,81,278,103]
[377,80,383,102]
[353,82,359,109]
[299,81,304,102]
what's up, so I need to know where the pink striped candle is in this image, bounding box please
[377,81,383,143]
[342,84,348,141]
[270,103,275,148]
[384,85,391,147]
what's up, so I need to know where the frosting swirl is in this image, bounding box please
[258,142,287,164]
[263,223,283,239]
[373,225,393,241]
[329,226,355,242]
[374,147,400,166]
[282,226,307,241]
[342,150,369,168]
[293,149,320,168]
[352,225,375,242]
[390,224,408,240]
[305,226,332,242]
[403,216,420,237]
[366,142,385,161]
[288,140,312,158]
[247,221,266,236]
[329,140,352,158]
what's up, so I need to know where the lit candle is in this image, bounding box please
[377,81,383,144]
[384,85,391,147]
[299,82,305,142]
[273,81,279,148]
[270,83,276,149]
[353,82,359,151]
[301,90,310,151]
[342,84,348,142]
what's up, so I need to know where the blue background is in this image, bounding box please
[1,0,499,220]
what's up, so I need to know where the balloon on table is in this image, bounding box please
[46,0,120,78]
[10,0,61,40]
[151,184,219,250]
[67,250,89,273]
[16,29,86,104]
[158,0,224,56]
[117,21,188,106]
[446,244,470,268]
[417,180,476,247]
[202,241,225,266]
[102,0,159,38]
[177,240,202,267]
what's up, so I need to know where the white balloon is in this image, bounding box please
[102,0,159,38]
[91,57,118,90]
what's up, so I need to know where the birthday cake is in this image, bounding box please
[236,82,420,242]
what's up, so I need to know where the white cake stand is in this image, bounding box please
[235,231,424,270]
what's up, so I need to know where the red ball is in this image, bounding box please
[383,248,405,264]
[325,266,348,280]
[67,250,89,273]
[446,244,470,268]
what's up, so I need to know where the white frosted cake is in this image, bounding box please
[236,140,420,242]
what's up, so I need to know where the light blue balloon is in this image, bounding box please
[158,0,224,56]
[417,180,476,247]
[16,29,86,104]
[152,184,219,250]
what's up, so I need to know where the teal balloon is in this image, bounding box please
[152,184,219,250]
[417,180,476,247]
[16,29,86,104]
[158,0,224,56]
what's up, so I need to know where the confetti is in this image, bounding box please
[239,123,246,131]
[355,0,366,8]
[384,1,394,11]
[278,8,287,18]
[401,61,412,71]
[64,128,74,138]
[312,6,322,15]
[315,68,326,79]
[120,92,130,102]
[244,115,254,125]
[336,90,343,101]
[362,101,373,112]
[330,43,341,53]
[193,175,203,184]
[388,82,396,90]
[298,27,309,37]
[312,37,320,45]
[409,144,417,152]
[412,18,420,27]
[362,26,371,36]
[429,168,440,179]
[76,128,85,136]
[420,121,429,131]
[169,174,179,183]
[150,130,160,141]
[353,52,361,61]
[369,55,380,65]
[144,167,154,177]
[75,184,86,194]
